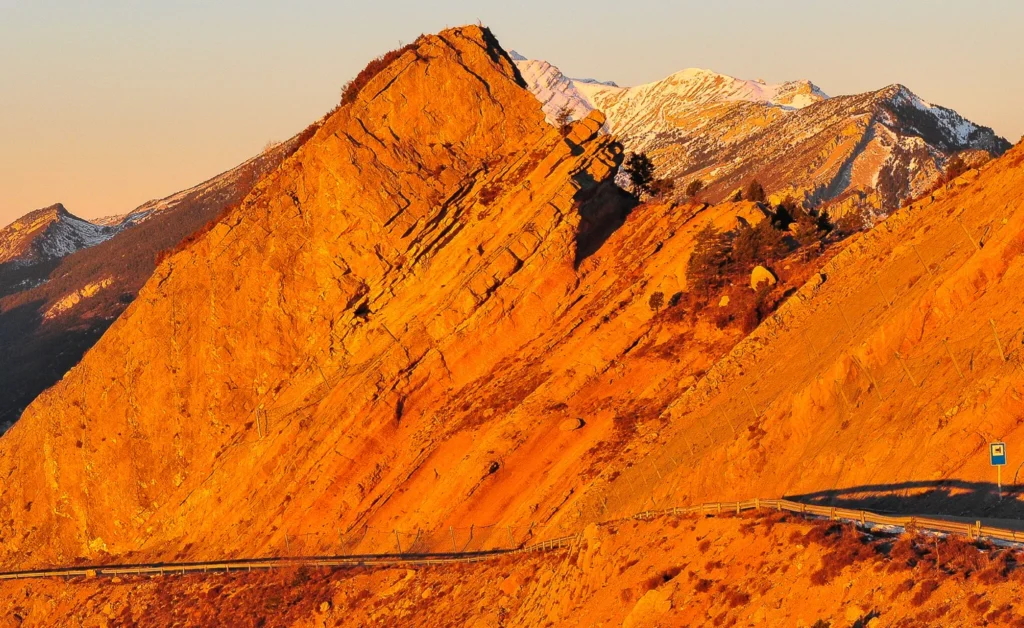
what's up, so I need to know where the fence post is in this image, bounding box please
[755,498,760,511]
[912,243,934,277]
[851,355,883,401]
[838,305,855,335]
[507,525,515,548]
[742,388,760,419]
[722,410,736,436]
[874,277,892,306]
[990,320,1007,362]
[394,530,402,555]
[894,352,919,387]
[943,339,965,379]
[957,216,981,251]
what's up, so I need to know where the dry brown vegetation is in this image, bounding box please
[339,41,422,107]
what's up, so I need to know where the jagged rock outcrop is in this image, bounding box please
[513,54,1010,217]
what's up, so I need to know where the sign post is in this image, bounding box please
[990,442,1007,500]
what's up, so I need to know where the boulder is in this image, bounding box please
[751,265,777,290]
[560,418,585,431]
[718,295,730,307]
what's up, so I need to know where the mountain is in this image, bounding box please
[0,204,117,297]
[0,134,309,429]
[2,23,1024,625]
[0,24,636,568]
[0,203,116,268]
[513,54,1010,216]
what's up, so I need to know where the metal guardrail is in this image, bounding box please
[633,498,1024,544]
[0,534,581,582]
[1,499,1019,583]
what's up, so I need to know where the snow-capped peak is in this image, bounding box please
[511,52,828,128]
[0,203,116,266]
[617,67,828,111]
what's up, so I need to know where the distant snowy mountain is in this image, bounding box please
[0,203,115,268]
[512,53,1010,215]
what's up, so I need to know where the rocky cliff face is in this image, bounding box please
[514,54,1010,216]
[0,25,636,568]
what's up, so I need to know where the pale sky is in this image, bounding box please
[1,0,1021,227]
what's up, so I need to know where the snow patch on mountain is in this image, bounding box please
[0,204,117,267]
[512,51,1009,217]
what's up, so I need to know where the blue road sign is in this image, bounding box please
[991,442,1007,466]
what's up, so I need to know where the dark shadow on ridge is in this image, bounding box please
[572,173,637,268]
[787,479,1024,523]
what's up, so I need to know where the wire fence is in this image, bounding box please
[6,497,1024,584]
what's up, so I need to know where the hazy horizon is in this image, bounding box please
[2,0,1022,227]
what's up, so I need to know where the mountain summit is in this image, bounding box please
[514,53,1009,215]
[0,203,114,270]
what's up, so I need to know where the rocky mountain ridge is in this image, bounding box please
[514,53,1010,216]
[0,203,115,271]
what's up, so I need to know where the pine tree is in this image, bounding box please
[624,152,656,197]
[554,104,574,136]
[745,180,766,204]
[732,219,787,269]
[686,224,731,298]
